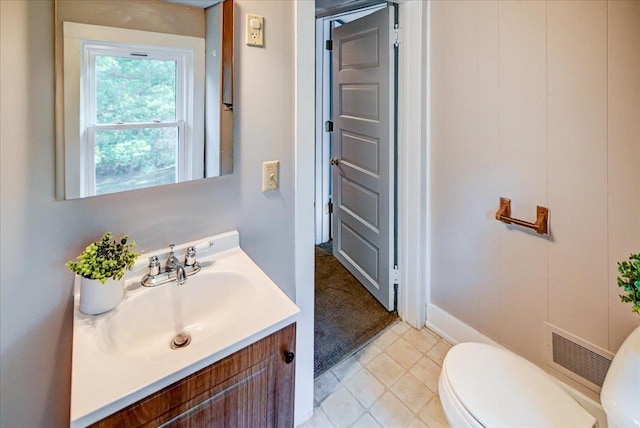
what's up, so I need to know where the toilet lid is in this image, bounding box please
[442,342,596,428]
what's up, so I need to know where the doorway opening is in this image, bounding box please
[313,2,399,378]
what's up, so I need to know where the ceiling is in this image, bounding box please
[316,0,386,18]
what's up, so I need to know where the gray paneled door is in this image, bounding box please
[332,7,394,311]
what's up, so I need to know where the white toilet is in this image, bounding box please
[439,326,640,428]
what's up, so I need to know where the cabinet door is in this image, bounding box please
[162,354,275,427]
[92,323,296,428]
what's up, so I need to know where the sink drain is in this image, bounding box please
[170,333,191,350]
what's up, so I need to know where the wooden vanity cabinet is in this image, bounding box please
[91,323,296,428]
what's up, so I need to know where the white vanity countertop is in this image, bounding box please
[69,231,300,427]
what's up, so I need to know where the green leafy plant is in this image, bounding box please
[66,232,139,283]
[617,253,640,314]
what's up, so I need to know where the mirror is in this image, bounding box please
[55,0,233,199]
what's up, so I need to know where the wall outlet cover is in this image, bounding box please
[246,14,264,47]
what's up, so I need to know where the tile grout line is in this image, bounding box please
[307,321,451,428]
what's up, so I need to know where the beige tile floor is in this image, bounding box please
[301,321,452,428]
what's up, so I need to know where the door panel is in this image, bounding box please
[339,223,379,283]
[340,176,379,229]
[339,29,379,69]
[340,84,380,119]
[332,7,394,310]
[340,131,378,173]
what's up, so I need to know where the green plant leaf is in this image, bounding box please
[66,232,139,281]
[617,252,640,316]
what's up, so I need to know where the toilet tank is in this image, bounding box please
[600,325,640,428]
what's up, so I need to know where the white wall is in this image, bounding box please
[0,1,299,426]
[430,0,639,369]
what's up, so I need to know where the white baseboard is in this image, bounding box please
[425,303,501,347]
[426,303,607,428]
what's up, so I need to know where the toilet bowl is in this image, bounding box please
[439,326,640,428]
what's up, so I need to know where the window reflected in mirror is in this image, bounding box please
[88,43,189,196]
[55,0,234,200]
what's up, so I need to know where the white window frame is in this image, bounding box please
[81,42,193,196]
[62,22,205,199]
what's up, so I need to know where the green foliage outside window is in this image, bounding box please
[96,55,176,123]
[94,128,177,195]
[94,55,179,194]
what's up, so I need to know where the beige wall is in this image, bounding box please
[431,0,639,368]
[56,0,206,38]
[0,1,295,426]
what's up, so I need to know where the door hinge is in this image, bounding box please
[328,201,333,214]
[393,283,398,313]
[392,265,400,284]
[325,40,333,51]
[394,24,401,48]
[325,121,334,132]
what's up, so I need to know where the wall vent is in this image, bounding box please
[545,323,614,393]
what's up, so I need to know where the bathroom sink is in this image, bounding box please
[96,270,257,361]
[70,231,300,427]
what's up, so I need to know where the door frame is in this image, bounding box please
[312,0,428,324]
[395,0,429,329]
[294,0,429,424]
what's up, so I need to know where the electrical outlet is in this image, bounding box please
[262,160,279,192]
[246,14,264,47]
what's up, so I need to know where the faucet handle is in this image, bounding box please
[184,246,197,267]
[148,256,160,276]
[166,244,179,270]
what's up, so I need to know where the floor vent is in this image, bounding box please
[546,324,614,393]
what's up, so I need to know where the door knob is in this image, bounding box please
[330,157,339,166]
[284,351,295,364]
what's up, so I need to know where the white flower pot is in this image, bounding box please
[79,276,124,315]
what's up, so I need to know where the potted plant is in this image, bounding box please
[66,232,139,315]
[617,252,640,315]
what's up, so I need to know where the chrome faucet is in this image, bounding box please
[166,244,187,286]
[142,244,200,287]
[175,264,187,285]
[165,244,179,270]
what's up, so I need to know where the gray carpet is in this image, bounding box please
[314,242,398,377]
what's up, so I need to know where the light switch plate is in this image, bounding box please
[246,14,264,47]
[262,160,279,192]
